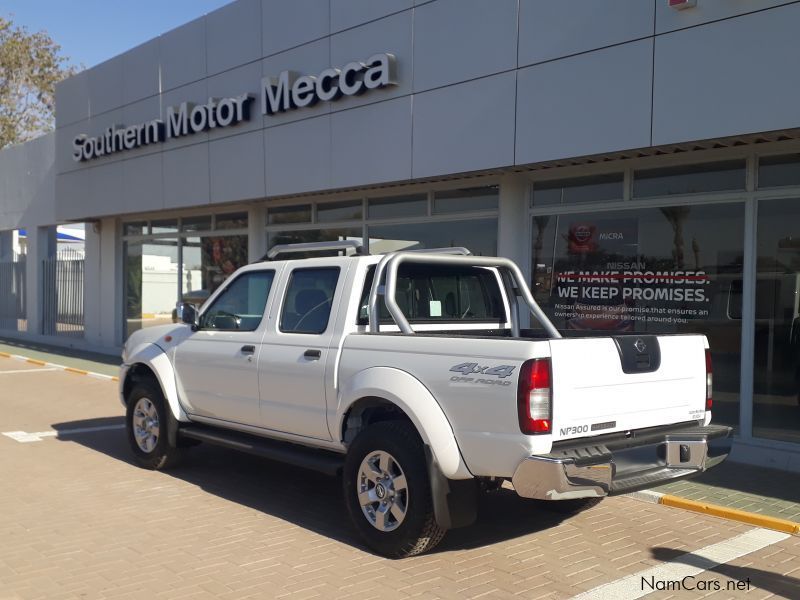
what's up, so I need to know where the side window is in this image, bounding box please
[357,264,505,325]
[280,267,340,334]
[200,270,275,331]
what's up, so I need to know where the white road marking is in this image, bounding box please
[571,528,789,600]
[0,368,62,375]
[2,424,124,443]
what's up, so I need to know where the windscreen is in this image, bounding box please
[357,264,506,326]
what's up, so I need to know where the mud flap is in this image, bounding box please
[425,445,477,530]
[166,405,180,449]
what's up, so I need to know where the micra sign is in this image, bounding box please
[72,52,397,162]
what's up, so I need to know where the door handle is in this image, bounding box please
[241,345,256,354]
[304,349,322,360]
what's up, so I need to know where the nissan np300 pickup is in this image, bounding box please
[120,241,730,557]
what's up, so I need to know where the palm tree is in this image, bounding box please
[660,206,691,268]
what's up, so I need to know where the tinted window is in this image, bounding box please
[368,218,497,256]
[215,212,248,230]
[368,194,427,219]
[758,155,800,189]
[433,186,499,213]
[317,200,363,222]
[268,205,312,225]
[532,174,623,206]
[201,271,275,331]
[280,268,340,334]
[753,198,800,443]
[357,264,506,325]
[633,161,745,197]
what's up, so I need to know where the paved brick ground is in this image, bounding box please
[1,357,800,599]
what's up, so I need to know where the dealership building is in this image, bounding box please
[0,0,799,470]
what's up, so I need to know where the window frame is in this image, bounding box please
[198,269,276,332]
[279,266,342,335]
[355,264,508,327]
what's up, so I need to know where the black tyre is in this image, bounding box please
[343,421,445,558]
[125,380,184,470]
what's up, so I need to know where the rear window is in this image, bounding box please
[357,264,506,326]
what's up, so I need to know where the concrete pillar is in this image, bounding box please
[82,218,122,350]
[248,205,266,262]
[98,218,123,348]
[25,225,57,335]
[497,174,530,269]
[83,222,102,347]
[497,174,532,328]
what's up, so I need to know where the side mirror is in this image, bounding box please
[176,302,198,328]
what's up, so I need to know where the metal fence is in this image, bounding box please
[41,248,85,337]
[0,251,27,331]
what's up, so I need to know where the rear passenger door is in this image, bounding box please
[258,263,345,439]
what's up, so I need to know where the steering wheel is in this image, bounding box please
[207,310,242,329]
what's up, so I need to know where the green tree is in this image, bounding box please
[0,16,78,149]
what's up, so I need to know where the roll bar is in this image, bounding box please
[367,251,562,339]
[367,247,471,331]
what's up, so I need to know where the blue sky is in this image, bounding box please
[1,0,234,69]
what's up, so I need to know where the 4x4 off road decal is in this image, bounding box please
[449,362,515,386]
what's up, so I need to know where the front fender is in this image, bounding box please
[122,343,188,422]
[338,367,472,480]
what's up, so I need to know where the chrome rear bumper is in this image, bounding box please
[512,424,731,501]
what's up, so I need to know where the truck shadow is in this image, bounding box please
[51,417,570,555]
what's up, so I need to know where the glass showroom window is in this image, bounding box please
[123,212,249,339]
[752,197,800,443]
[633,160,746,198]
[124,238,179,337]
[266,186,500,258]
[532,174,624,207]
[531,203,745,429]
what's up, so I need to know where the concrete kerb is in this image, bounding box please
[0,351,118,382]
[628,489,800,536]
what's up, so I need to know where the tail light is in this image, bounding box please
[705,349,713,411]
[518,358,552,434]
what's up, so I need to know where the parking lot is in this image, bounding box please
[1,358,799,600]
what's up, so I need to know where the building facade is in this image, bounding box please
[1,0,800,470]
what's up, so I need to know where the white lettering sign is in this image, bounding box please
[261,53,396,115]
[71,52,398,162]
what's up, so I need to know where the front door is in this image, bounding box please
[258,263,345,440]
[174,269,277,426]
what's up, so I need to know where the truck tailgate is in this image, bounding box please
[549,334,707,441]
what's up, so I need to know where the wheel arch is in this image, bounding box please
[337,367,472,480]
[122,343,187,422]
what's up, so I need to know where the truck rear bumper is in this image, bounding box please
[512,423,731,501]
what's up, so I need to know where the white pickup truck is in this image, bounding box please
[120,241,730,558]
